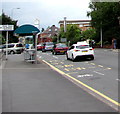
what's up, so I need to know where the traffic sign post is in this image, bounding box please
[0,25,14,60]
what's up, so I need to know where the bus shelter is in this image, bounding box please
[14,24,40,64]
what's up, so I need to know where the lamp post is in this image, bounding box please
[64,17,67,33]
[100,21,103,48]
[11,8,20,19]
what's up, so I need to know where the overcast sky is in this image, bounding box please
[1,0,91,29]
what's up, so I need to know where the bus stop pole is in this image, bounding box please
[35,34,38,64]
[6,31,8,60]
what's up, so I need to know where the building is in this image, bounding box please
[38,25,60,44]
[58,20,92,31]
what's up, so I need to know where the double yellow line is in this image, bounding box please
[42,60,120,108]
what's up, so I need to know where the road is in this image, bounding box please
[37,48,119,110]
[2,49,119,112]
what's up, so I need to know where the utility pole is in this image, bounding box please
[64,17,67,33]
[100,22,103,48]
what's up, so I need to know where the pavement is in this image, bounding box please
[1,53,118,112]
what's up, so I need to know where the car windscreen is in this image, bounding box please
[56,44,67,48]
[76,45,90,49]
[16,44,23,47]
[8,44,14,48]
[46,42,54,45]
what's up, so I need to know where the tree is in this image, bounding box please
[0,12,19,44]
[81,28,96,41]
[87,2,120,45]
[59,25,81,45]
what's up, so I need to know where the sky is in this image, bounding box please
[1,0,91,30]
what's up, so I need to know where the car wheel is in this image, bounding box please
[52,51,55,55]
[66,54,69,60]
[10,51,15,54]
[72,54,75,62]
[54,52,57,55]
[91,56,94,60]
[42,49,46,52]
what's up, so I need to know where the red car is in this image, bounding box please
[37,43,44,50]
[52,43,69,55]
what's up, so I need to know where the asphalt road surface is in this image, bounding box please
[37,48,119,110]
[2,50,119,112]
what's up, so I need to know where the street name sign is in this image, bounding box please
[0,25,14,31]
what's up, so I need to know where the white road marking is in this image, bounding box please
[98,65,104,67]
[116,79,120,81]
[93,71,104,75]
[53,56,58,59]
[106,67,112,70]
[78,74,93,78]
[90,63,95,65]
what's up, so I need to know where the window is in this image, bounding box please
[69,46,74,50]
[55,29,57,31]
[16,44,23,47]
[49,29,51,32]
[8,44,14,48]
[76,45,89,49]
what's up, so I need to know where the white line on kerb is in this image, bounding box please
[53,56,58,59]
[93,71,104,75]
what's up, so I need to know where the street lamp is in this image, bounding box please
[64,17,67,32]
[11,8,20,19]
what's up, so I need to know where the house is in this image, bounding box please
[38,25,60,44]
[58,20,92,31]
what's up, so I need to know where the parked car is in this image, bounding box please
[0,45,4,53]
[37,43,44,51]
[52,43,68,55]
[42,42,54,52]
[2,43,24,54]
[66,41,94,61]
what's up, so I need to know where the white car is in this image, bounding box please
[2,43,24,54]
[66,41,94,61]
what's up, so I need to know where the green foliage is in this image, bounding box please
[0,33,5,44]
[81,28,96,41]
[52,35,58,43]
[87,2,120,45]
[0,13,19,43]
[59,25,81,45]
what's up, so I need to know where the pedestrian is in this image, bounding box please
[112,38,117,49]
[25,43,30,49]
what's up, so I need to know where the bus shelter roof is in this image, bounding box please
[14,24,40,36]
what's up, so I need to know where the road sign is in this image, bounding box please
[0,25,14,31]
[0,25,14,60]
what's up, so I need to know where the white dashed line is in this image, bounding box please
[78,74,93,78]
[53,56,58,59]
[93,71,104,75]
[116,79,120,82]
[98,65,104,67]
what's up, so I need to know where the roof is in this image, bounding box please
[14,24,40,36]
[59,20,91,24]
[73,41,89,46]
